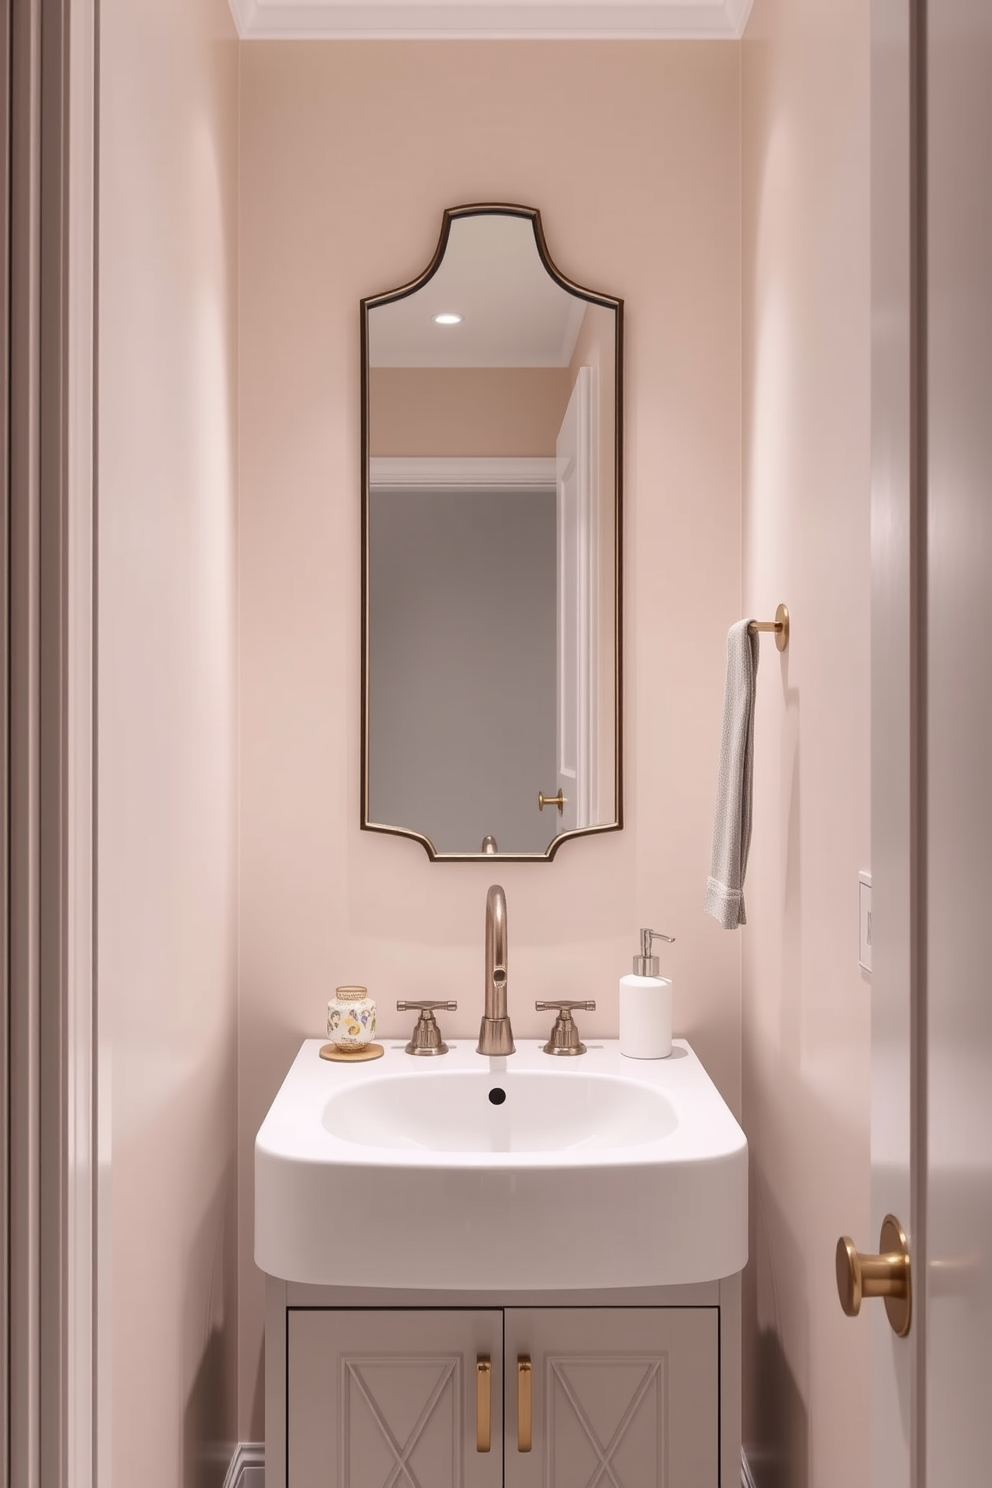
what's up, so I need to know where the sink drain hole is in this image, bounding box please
[488,1088,507,1105]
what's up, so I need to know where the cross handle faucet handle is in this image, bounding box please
[535,1000,596,1056]
[534,1000,596,1012]
[396,1000,458,1012]
[397,1001,457,1056]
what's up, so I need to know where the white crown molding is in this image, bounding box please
[227,0,256,32]
[222,1442,266,1488]
[724,0,753,37]
[370,455,556,488]
[228,0,753,40]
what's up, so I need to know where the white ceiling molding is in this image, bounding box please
[228,0,753,41]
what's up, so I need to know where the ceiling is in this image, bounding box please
[367,214,589,369]
[227,0,752,41]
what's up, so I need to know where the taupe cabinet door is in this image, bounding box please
[504,1307,719,1488]
[287,1305,718,1486]
[287,1309,503,1488]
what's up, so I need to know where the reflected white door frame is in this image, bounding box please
[555,365,599,833]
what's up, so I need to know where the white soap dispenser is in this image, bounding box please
[619,929,676,1058]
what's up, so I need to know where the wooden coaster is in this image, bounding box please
[319,1042,385,1063]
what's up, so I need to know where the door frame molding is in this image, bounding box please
[66,0,98,1482]
[8,0,98,1483]
[870,0,925,1484]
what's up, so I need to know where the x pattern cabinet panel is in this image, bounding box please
[286,1306,718,1487]
[506,1308,718,1487]
[288,1309,503,1488]
[547,1355,668,1483]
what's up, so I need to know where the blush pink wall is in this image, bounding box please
[98,0,241,1482]
[741,2,872,1485]
[238,40,743,1437]
[369,366,570,455]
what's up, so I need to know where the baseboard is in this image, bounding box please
[225,1436,749,1487]
[226,1437,749,1487]
[222,1442,265,1488]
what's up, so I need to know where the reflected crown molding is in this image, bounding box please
[227,0,753,40]
[370,457,556,490]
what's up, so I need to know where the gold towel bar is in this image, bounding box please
[747,603,790,652]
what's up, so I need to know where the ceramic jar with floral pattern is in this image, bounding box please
[327,985,377,1052]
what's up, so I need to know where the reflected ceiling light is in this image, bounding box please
[432,312,463,325]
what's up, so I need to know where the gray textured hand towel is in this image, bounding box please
[704,620,759,928]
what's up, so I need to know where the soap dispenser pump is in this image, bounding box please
[619,929,675,1058]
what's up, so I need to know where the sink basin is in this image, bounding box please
[255,1039,747,1291]
[322,1068,678,1152]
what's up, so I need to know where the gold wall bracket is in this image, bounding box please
[836,1213,911,1337]
[748,602,790,652]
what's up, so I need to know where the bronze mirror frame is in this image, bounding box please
[360,203,624,861]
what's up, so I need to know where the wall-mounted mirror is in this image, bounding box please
[361,204,623,861]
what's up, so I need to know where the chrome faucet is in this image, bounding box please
[477,884,515,1056]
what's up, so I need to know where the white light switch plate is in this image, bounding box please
[859,871,872,973]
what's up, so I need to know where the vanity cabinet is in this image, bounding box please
[271,1282,734,1488]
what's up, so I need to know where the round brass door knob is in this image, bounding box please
[836,1213,911,1337]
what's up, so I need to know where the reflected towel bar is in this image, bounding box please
[747,603,790,652]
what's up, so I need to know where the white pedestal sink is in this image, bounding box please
[255,1038,747,1291]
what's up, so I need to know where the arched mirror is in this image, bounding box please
[361,204,622,861]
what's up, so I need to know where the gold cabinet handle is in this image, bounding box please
[517,1355,532,1452]
[476,1356,491,1453]
[537,789,565,815]
[836,1213,911,1337]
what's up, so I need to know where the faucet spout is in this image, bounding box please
[477,884,515,1056]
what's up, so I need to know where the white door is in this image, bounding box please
[870,4,992,1485]
[555,367,599,834]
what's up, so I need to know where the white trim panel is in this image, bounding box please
[370,456,556,489]
[228,0,753,40]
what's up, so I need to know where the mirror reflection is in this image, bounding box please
[361,206,622,860]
